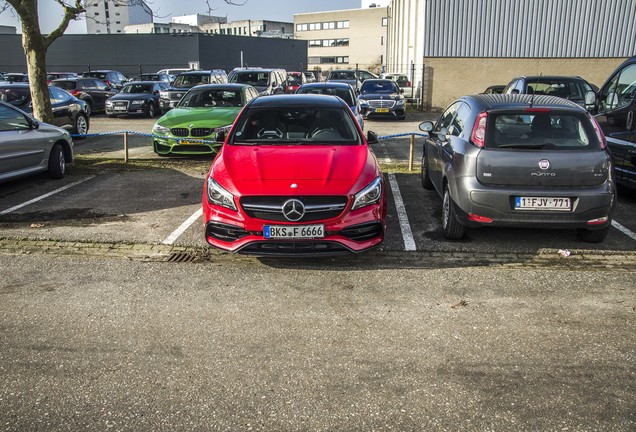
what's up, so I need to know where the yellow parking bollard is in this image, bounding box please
[124,131,129,163]
[409,134,415,171]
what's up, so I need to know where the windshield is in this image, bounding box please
[488,112,599,150]
[178,89,243,108]
[0,87,30,105]
[287,75,303,85]
[297,87,355,107]
[360,80,400,94]
[525,80,587,99]
[121,83,153,94]
[172,74,210,87]
[230,71,270,87]
[230,107,361,145]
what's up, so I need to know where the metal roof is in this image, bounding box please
[423,0,636,58]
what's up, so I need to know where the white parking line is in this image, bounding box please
[612,220,636,241]
[0,176,95,216]
[162,207,202,245]
[387,173,416,251]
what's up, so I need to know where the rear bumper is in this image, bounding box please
[450,177,615,229]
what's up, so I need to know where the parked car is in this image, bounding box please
[380,73,413,96]
[296,81,364,130]
[482,85,505,94]
[3,73,29,83]
[594,55,636,189]
[358,79,406,120]
[0,100,74,182]
[284,72,307,93]
[327,69,361,90]
[303,71,318,83]
[51,77,117,116]
[228,68,287,95]
[152,83,259,156]
[0,83,89,136]
[46,72,77,85]
[503,76,597,111]
[105,81,169,118]
[81,70,128,90]
[157,68,195,76]
[420,94,615,242]
[159,69,229,113]
[202,94,385,255]
[133,73,172,83]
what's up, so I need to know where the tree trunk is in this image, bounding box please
[23,36,53,124]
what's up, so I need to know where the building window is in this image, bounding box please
[308,57,320,64]
[382,17,388,26]
[336,21,349,29]
[115,12,120,16]
[321,57,336,64]
[381,36,384,45]
[309,38,349,47]
[336,56,349,63]
[323,22,335,30]
[296,23,308,32]
[309,22,321,31]
[94,12,99,15]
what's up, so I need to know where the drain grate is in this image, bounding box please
[166,252,198,263]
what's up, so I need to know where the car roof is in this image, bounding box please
[248,94,347,109]
[298,82,354,90]
[188,83,253,91]
[512,75,588,82]
[464,94,587,112]
[0,83,30,88]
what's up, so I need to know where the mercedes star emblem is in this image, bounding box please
[282,199,305,222]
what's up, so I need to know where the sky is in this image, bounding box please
[0,0,364,34]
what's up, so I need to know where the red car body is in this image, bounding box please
[202,94,386,255]
[284,72,307,94]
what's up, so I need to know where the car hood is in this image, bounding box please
[157,107,241,128]
[359,92,402,101]
[214,144,378,195]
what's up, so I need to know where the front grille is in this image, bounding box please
[240,196,348,222]
[339,222,383,241]
[171,128,189,137]
[191,128,213,137]
[112,101,129,108]
[168,92,186,101]
[368,100,396,109]
[238,241,351,256]
[206,222,250,242]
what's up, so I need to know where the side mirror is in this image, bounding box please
[30,117,39,129]
[366,130,378,144]
[584,90,596,111]
[419,121,434,132]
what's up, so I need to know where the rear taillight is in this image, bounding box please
[470,111,488,148]
[104,80,112,87]
[406,81,411,87]
[71,90,81,96]
[589,114,607,149]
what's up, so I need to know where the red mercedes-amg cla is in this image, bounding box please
[202,94,387,255]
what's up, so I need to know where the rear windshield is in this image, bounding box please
[230,72,270,87]
[297,87,355,107]
[51,81,75,90]
[526,80,587,99]
[0,87,30,105]
[487,112,599,151]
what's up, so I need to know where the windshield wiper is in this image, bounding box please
[497,143,547,149]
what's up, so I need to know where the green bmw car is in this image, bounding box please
[152,84,259,156]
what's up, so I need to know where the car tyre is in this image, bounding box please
[72,113,89,139]
[146,102,155,118]
[442,186,465,239]
[421,152,434,190]
[82,101,92,117]
[47,143,65,179]
[577,225,610,243]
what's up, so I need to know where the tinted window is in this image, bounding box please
[437,102,459,130]
[297,87,355,107]
[360,80,399,94]
[230,72,270,86]
[49,86,71,103]
[0,87,30,106]
[487,112,598,150]
[600,63,636,112]
[0,104,30,130]
[121,83,153,94]
[178,89,243,108]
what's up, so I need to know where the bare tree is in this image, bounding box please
[1,0,247,124]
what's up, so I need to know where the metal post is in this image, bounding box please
[409,134,415,171]
[124,131,129,163]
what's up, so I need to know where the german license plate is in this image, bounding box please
[179,140,203,145]
[264,224,324,239]
[375,108,390,113]
[515,197,571,211]
[114,106,127,111]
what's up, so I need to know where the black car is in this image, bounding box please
[0,83,89,136]
[133,73,172,83]
[594,55,636,189]
[105,81,168,117]
[159,70,229,112]
[81,70,128,90]
[3,73,29,83]
[50,77,117,116]
[504,76,597,111]
[358,79,406,120]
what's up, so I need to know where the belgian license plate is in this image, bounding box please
[264,224,325,239]
[515,196,571,211]
[375,108,390,113]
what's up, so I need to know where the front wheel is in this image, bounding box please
[442,186,465,239]
[72,113,89,138]
[146,102,155,118]
[577,225,611,243]
[47,143,65,179]
[421,151,434,190]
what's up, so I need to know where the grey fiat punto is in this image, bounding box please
[420,94,616,242]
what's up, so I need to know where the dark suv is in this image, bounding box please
[504,76,597,111]
[594,55,636,189]
[159,69,228,112]
[51,77,117,116]
[81,70,128,90]
[420,94,615,242]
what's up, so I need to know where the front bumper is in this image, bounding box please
[153,137,220,155]
[360,105,406,120]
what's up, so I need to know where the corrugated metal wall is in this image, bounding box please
[424,0,636,57]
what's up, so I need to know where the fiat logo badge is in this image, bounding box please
[282,199,305,222]
[539,159,550,170]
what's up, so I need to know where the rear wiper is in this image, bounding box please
[497,143,547,149]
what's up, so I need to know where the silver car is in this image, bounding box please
[420,94,615,242]
[0,100,74,182]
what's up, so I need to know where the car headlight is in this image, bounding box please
[159,91,169,98]
[152,123,170,134]
[131,100,144,105]
[352,176,382,210]
[207,177,237,211]
[215,124,232,134]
